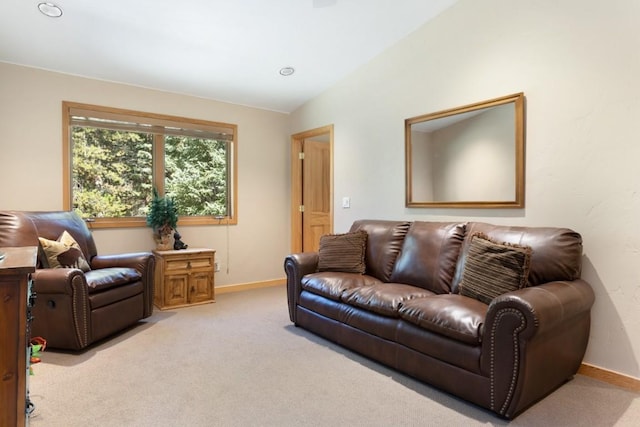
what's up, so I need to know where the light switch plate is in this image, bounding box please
[342,197,350,208]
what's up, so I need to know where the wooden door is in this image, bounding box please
[302,139,331,252]
[291,125,333,253]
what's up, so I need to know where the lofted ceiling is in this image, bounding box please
[1,0,458,113]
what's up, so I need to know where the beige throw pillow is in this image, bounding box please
[39,230,91,272]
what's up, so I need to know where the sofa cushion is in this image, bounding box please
[89,280,144,310]
[349,220,411,282]
[451,222,582,292]
[299,291,402,342]
[342,283,435,317]
[301,272,380,301]
[26,211,98,262]
[85,267,142,293]
[458,233,532,304]
[390,221,465,294]
[39,230,91,272]
[396,321,483,374]
[398,294,488,345]
[317,230,367,274]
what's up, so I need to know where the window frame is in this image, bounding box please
[62,101,238,229]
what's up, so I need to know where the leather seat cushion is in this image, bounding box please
[298,291,401,342]
[395,321,483,374]
[398,294,488,344]
[301,272,381,301]
[342,283,435,317]
[89,281,144,310]
[85,267,142,294]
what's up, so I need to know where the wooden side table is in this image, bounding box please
[0,246,37,427]
[152,248,215,310]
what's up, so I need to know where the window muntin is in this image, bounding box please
[63,101,237,228]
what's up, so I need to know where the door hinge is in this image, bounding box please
[299,152,305,160]
[299,205,305,212]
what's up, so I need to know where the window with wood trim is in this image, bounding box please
[63,101,237,228]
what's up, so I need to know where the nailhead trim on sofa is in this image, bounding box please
[490,307,526,415]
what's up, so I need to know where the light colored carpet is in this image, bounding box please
[28,285,639,426]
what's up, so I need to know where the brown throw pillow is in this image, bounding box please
[317,230,368,274]
[458,233,531,304]
[39,230,91,272]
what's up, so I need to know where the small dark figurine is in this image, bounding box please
[173,231,188,250]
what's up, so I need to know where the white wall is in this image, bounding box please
[0,62,291,287]
[432,105,514,201]
[410,130,434,201]
[290,0,640,379]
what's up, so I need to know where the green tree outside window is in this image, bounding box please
[65,102,237,227]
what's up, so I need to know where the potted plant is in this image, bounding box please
[146,189,178,250]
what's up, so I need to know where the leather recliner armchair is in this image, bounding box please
[0,210,155,350]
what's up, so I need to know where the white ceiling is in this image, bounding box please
[1,0,458,113]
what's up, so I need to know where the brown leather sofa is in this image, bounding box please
[285,220,595,418]
[0,210,155,350]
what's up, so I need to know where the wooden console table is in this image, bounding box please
[152,248,215,310]
[0,247,37,427]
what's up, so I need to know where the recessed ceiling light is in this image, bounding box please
[279,67,295,77]
[38,2,63,18]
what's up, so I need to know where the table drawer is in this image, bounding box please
[165,255,213,272]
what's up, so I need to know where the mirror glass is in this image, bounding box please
[405,93,525,208]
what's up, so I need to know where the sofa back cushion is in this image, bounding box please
[451,222,583,293]
[0,211,39,247]
[23,211,98,263]
[390,221,466,294]
[349,220,411,282]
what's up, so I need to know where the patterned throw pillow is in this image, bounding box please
[458,233,531,304]
[317,230,368,274]
[39,230,91,272]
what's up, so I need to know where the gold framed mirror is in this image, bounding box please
[405,92,525,208]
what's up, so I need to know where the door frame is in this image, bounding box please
[290,124,334,253]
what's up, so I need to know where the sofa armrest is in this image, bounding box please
[487,279,595,337]
[31,268,91,350]
[284,252,319,323]
[91,252,155,317]
[91,252,153,272]
[32,267,85,294]
[481,279,595,417]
